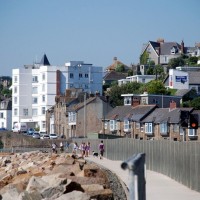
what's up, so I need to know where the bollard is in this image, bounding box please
[121,153,146,200]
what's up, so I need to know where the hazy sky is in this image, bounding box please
[0,0,199,76]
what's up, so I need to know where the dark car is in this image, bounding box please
[27,128,35,136]
[0,128,7,131]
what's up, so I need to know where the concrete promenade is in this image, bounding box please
[85,156,200,200]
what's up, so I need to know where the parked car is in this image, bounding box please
[40,134,50,139]
[0,128,7,131]
[32,132,40,139]
[27,128,35,136]
[49,133,58,139]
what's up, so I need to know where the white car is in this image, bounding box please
[40,134,50,139]
[49,133,58,139]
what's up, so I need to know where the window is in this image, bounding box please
[14,108,18,116]
[164,56,168,63]
[70,84,74,88]
[32,76,38,83]
[32,97,38,104]
[160,123,168,135]
[42,95,45,102]
[41,107,45,115]
[104,121,108,129]
[85,85,88,89]
[68,112,76,123]
[42,73,45,81]
[124,120,131,131]
[1,102,6,109]
[124,97,131,105]
[23,108,28,116]
[0,113,3,118]
[188,129,197,137]
[14,76,18,83]
[32,87,38,94]
[70,73,74,78]
[180,127,184,136]
[79,73,82,78]
[85,74,88,78]
[135,122,140,129]
[32,109,38,116]
[145,123,153,135]
[173,124,179,132]
[110,120,117,131]
[14,86,17,93]
[42,84,45,92]
[42,121,46,129]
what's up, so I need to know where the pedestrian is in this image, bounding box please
[79,142,86,157]
[72,142,79,155]
[59,141,64,153]
[98,140,105,159]
[85,142,91,157]
[52,142,57,154]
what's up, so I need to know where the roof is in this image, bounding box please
[106,105,157,121]
[188,71,200,84]
[106,57,129,71]
[160,42,181,55]
[103,71,127,81]
[40,54,50,66]
[142,107,193,123]
[175,89,191,97]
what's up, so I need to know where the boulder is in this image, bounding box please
[55,191,90,200]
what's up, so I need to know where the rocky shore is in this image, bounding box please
[0,151,127,200]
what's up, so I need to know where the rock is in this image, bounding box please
[0,174,13,189]
[82,184,104,192]
[55,191,90,200]
[1,187,20,200]
[88,188,114,200]
[19,190,43,200]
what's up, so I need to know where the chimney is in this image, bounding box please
[169,100,176,111]
[157,38,164,44]
[113,57,117,62]
[132,98,140,107]
[181,40,185,54]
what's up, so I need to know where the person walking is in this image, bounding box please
[52,142,57,154]
[85,142,91,157]
[59,141,64,153]
[72,142,79,155]
[98,140,105,159]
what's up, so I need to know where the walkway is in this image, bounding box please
[85,156,200,200]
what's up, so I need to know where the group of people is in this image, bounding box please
[51,140,105,159]
[73,140,105,159]
[73,142,91,157]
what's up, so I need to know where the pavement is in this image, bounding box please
[85,156,200,200]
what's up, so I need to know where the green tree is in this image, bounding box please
[187,56,198,65]
[115,64,125,72]
[189,97,200,109]
[144,80,168,95]
[108,82,143,107]
[168,57,185,69]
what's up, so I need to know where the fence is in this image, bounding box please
[73,138,200,193]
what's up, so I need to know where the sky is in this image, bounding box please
[0,0,200,76]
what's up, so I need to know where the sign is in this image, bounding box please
[175,76,187,83]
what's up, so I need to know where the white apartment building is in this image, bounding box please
[12,55,103,132]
